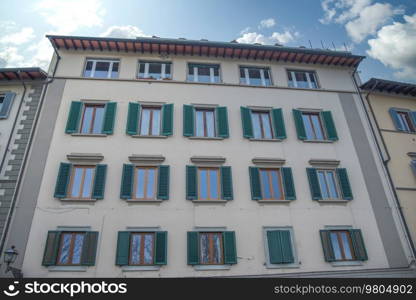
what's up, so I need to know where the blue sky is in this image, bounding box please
[0,0,415,83]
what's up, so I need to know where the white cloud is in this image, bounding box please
[320,0,372,24]
[259,18,276,29]
[0,46,25,67]
[0,27,35,45]
[236,32,267,44]
[236,29,299,45]
[101,25,149,38]
[367,14,416,80]
[270,30,299,44]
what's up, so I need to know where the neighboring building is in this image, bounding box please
[16,35,415,277]
[360,78,416,256]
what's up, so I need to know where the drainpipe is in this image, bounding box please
[351,68,416,261]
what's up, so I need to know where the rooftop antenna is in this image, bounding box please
[332,42,336,50]
[308,40,313,48]
[320,40,325,49]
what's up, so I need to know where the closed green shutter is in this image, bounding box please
[187,231,199,265]
[280,230,294,263]
[92,164,107,199]
[157,165,170,200]
[321,111,338,141]
[81,231,99,266]
[336,168,353,200]
[115,231,131,266]
[161,103,174,136]
[271,108,287,139]
[267,230,294,264]
[186,165,197,200]
[389,108,404,131]
[349,229,368,261]
[320,230,335,262]
[126,102,140,135]
[293,109,306,140]
[281,167,296,200]
[0,92,16,119]
[42,231,61,266]
[216,106,229,138]
[154,231,168,265]
[249,167,262,200]
[102,102,117,134]
[306,168,322,200]
[54,163,71,198]
[220,166,233,200]
[223,231,237,264]
[65,101,83,133]
[120,164,134,199]
[183,105,195,137]
[240,106,253,138]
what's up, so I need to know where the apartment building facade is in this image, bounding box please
[13,36,415,277]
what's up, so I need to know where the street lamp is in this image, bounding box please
[3,246,22,278]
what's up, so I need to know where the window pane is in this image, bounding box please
[251,113,262,139]
[239,68,245,84]
[209,169,219,199]
[197,66,211,83]
[139,63,145,76]
[81,106,94,133]
[310,114,324,140]
[111,62,119,78]
[340,232,353,260]
[94,61,110,78]
[143,234,154,264]
[136,169,145,199]
[260,170,272,199]
[308,72,318,88]
[146,169,156,198]
[72,234,85,264]
[295,72,309,88]
[58,234,72,264]
[148,63,162,79]
[151,109,161,135]
[82,168,93,198]
[248,68,262,86]
[318,171,330,199]
[205,110,215,137]
[92,106,104,134]
[270,170,282,199]
[71,168,84,197]
[130,234,141,264]
[84,61,93,77]
[288,71,295,87]
[302,114,314,140]
[261,113,273,138]
[199,170,208,199]
[398,113,411,131]
[326,171,339,199]
[200,233,209,264]
[165,64,171,77]
[140,109,151,135]
[330,232,343,260]
[212,233,222,264]
[195,110,205,137]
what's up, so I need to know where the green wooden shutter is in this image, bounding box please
[336,168,353,200]
[120,164,134,199]
[92,164,107,199]
[320,230,335,262]
[281,168,296,200]
[126,102,140,135]
[187,231,199,265]
[321,111,338,141]
[115,231,130,266]
[154,231,168,265]
[293,109,306,140]
[267,230,294,264]
[306,168,322,200]
[183,104,195,137]
[157,165,170,200]
[240,106,253,138]
[411,111,416,128]
[102,102,117,134]
[161,103,174,136]
[54,163,71,198]
[216,106,229,138]
[280,230,294,263]
[389,108,404,131]
[0,92,16,119]
[349,229,368,261]
[223,231,237,264]
[271,108,287,139]
[249,167,262,200]
[65,101,83,133]
[220,166,233,200]
[42,231,61,266]
[81,231,99,266]
[186,165,197,200]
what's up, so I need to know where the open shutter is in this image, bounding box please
[183,105,195,137]
[102,102,117,134]
[115,231,130,266]
[349,229,368,261]
[42,231,61,266]
[267,230,294,264]
[223,231,237,264]
[336,168,353,200]
[65,101,83,133]
[389,108,404,131]
[81,231,99,266]
[319,230,335,262]
[154,231,168,265]
[0,92,16,118]
[54,163,71,198]
[293,109,306,140]
[126,102,140,135]
[411,111,416,128]
[120,164,134,199]
[306,168,322,200]
[240,106,253,138]
[411,160,416,177]
[161,103,174,136]
[186,165,197,200]
[281,167,296,200]
[157,165,170,200]
[220,166,233,200]
[216,106,229,138]
[321,111,338,141]
[187,231,199,265]
[92,164,107,199]
[249,167,262,200]
[271,108,287,139]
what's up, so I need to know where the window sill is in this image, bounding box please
[249,138,282,142]
[131,135,168,139]
[70,133,107,137]
[59,198,98,203]
[302,139,334,143]
[126,199,163,204]
[191,200,228,204]
[188,136,225,140]
[48,266,88,272]
[317,199,349,204]
[121,265,161,272]
[265,263,300,269]
[193,265,231,271]
[330,261,363,267]
[257,200,292,204]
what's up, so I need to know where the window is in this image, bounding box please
[188,63,220,83]
[397,111,415,132]
[195,109,216,137]
[329,230,355,261]
[317,170,340,199]
[199,232,224,265]
[265,228,295,266]
[57,232,86,266]
[240,66,271,86]
[302,112,325,140]
[259,169,284,200]
[138,61,172,80]
[139,107,161,136]
[133,167,157,200]
[69,165,95,199]
[0,94,4,111]
[307,167,352,200]
[129,232,155,265]
[198,168,220,200]
[83,59,119,78]
[288,70,318,89]
[251,111,273,139]
[80,104,105,134]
